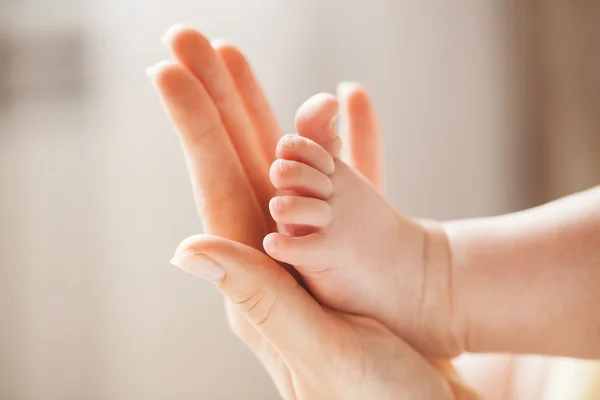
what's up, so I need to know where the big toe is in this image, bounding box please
[295,93,341,158]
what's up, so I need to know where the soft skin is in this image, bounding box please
[265,126,460,358]
[148,24,600,400]
[148,25,477,399]
[265,103,600,360]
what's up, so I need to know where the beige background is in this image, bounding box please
[0,1,597,399]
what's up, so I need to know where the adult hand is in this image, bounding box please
[172,234,473,399]
[148,25,478,399]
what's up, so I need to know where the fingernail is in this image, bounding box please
[170,251,225,282]
[161,23,192,46]
[145,60,169,79]
[278,159,290,173]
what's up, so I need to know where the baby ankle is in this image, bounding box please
[417,219,466,356]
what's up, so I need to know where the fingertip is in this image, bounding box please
[164,25,215,72]
[211,38,241,55]
[337,81,366,98]
[338,81,375,116]
[146,60,171,79]
[162,23,196,47]
[212,39,248,73]
[347,91,374,116]
[145,60,181,86]
[212,39,246,73]
[173,233,221,254]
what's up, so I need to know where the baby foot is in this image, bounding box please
[264,134,462,357]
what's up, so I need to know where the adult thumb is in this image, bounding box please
[170,234,332,361]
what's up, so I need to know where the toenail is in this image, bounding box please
[283,135,295,149]
[278,159,289,173]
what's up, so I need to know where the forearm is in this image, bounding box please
[445,186,600,357]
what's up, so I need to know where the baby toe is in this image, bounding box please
[276,134,335,175]
[269,159,333,199]
[270,196,333,229]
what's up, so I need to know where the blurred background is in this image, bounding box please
[0,0,598,399]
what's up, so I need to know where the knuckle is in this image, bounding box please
[194,183,238,215]
[234,283,278,327]
[189,121,226,146]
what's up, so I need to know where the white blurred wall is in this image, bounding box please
[0,0,523,399]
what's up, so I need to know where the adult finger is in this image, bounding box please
[214,41,283,164]
[147,61,266,248]
[148,61,268,355]
[337,82,384,191]
[171,234,333,367]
